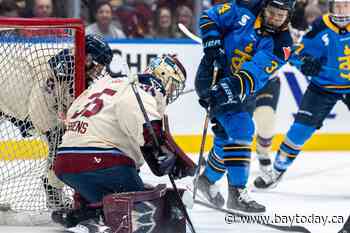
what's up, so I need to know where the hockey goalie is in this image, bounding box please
[51,54,196,233]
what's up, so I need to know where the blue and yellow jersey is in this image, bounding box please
[200,2,292,94]
[296,14,350,93]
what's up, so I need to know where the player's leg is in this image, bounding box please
[254,84,341,189]
[254,78,281,175]
[197,118,227,207]
[52,161,144,228]
[216,108,265,213]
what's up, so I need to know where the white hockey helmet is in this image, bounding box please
[329,0,350,27]
[146,54,187,104]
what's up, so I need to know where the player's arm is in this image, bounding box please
[199,3,240,68]
[208,38,284,106]
[292,18,327,76]
[196,3,241,107]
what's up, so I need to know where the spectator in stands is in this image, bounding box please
[174,5,194,38]
[113,0,153,38]
[154,6,174,38]
[304,3,322,26]
[86,1,126,39]
[33,0,54,17]
[0,0,20,17]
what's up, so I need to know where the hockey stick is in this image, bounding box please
[194,199,311,233]
[177,23,220,201]
[126,65,197,233]
[178,23,202,44]
[192,63,219,201]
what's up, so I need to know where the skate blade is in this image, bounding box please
[248,182,278,193]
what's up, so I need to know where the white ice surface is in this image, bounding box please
[0,151,349,233]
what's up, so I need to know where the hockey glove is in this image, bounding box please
[202,36,229,73]
[209,70,254,105]
[300,56,322,76]
[141,120,178,177]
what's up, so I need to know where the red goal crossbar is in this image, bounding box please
[0,17,86,97]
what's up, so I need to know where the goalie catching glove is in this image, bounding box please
[141,119,196,179]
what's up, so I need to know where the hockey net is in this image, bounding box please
[0,18,85,225]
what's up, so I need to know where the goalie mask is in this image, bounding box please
[261,0,295,34]
[329,0,350,27]
[85,34,113,83]
[146,55,187,104]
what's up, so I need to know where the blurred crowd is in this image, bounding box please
[0,0,329,41]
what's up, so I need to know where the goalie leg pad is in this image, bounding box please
[102,184,186,233]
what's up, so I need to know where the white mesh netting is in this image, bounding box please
[0,25,81,217]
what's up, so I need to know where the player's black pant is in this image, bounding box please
[295,83,346,129]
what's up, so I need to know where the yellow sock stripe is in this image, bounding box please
[200,15,210,20]
[279,150,297,159]
[283,139,301,151]
[223,157,251,162]
[287,154,298,158]
[208,159,226,173]
[223,145,250,150]
[211,150,224,164]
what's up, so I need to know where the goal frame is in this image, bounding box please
[0,17,86,97]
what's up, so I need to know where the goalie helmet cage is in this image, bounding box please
[0,17,85,225]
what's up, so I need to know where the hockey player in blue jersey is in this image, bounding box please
[195,0,294,214]
[254,0,350,190]
[236,0,294,184]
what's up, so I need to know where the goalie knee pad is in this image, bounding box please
[102,184,186,233]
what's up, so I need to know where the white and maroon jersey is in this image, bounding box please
[59,75,166,168]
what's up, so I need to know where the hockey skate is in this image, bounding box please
[338,216,350,233]
[52,207,103,228]
[197,174,225,208]
[227,185,266,214]
[257,152,273,176]
[64,218,112,233]
[253,168,284,190]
